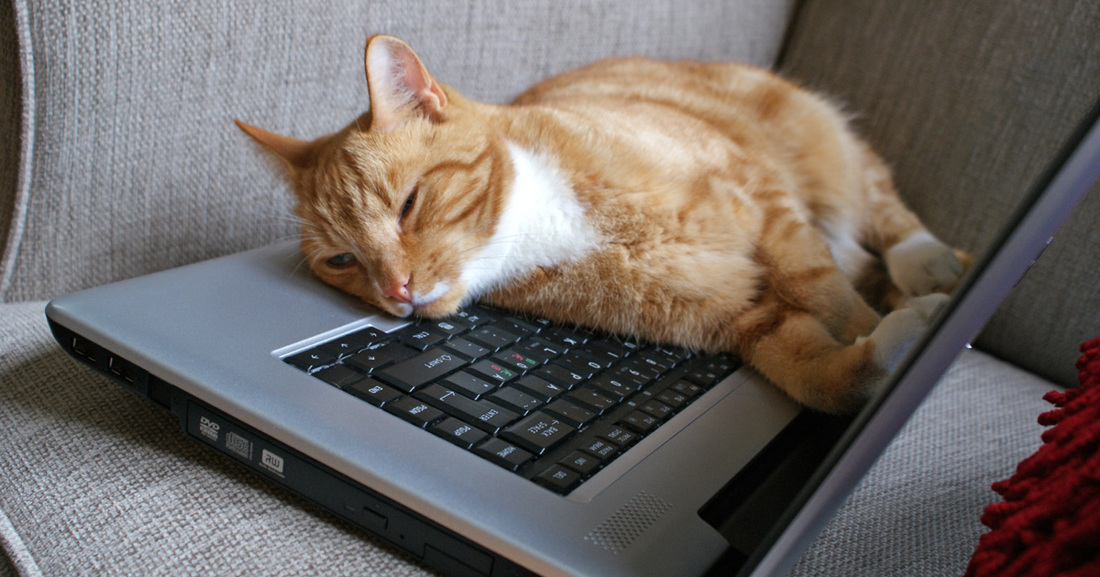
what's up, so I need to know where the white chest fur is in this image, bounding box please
[459,143,601,298]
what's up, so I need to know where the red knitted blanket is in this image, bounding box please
[966,337,1100,577]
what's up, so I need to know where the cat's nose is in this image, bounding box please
[382,275,413,304]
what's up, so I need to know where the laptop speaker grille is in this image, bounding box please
[584,491,672,554]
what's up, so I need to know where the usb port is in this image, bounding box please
[70,336,99,364]
[108,356,137,385]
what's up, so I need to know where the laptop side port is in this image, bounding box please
[108,356,137,385]
[106,355,150,397]
[70,335,100,365]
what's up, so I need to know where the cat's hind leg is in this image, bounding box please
[728,185,949,412]
[884,232,970,297]
[857,147,971,298]
[731,292,946,413]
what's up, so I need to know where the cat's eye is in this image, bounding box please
[325,253,356,269]
[399,187,418,223]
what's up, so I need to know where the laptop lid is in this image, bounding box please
[744,96,1100,576]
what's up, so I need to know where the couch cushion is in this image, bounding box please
[0,0,794,303]
[792,347,1058,576]
[0,300,1058,575]
[779,0,1100,388]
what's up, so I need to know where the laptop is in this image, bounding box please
[43,97,1100,576]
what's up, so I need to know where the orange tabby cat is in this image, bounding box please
[237,35,969,413]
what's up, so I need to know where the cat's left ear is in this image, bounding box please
[234,119,317,171]
[365,35,448,132]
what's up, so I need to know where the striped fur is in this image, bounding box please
[238,35,970,413]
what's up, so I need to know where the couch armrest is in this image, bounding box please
[0,0,24,296]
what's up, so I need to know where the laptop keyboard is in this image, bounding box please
[283,306,739,495]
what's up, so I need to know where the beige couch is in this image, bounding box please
[1,0,1098,575]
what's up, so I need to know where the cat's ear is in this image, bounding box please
[235,120,316,171]
[364,35,448,132]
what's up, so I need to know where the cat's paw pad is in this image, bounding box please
[866,292,949,373]
[885,232,965,297]
[905,292,951,321]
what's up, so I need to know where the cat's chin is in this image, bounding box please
[373,295,464,319]
[410,297,464,319]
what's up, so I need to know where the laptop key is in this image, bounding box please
[468,359,520,384]
[313,364,364,388]
[655,389,689,409]
[559,450,601,476]
[535,464,582,493]
[567,387,616,413]
[501,412,575,454]
[466,325,521,351]
[385,396,445,428]
[454,308,496,328]
[609,364,651,389]
[579,437,619,460]
[441,338,492,361]
[621,410,659,433]
[599,424,638,446]
[395,325,448,351]
[441,372,497,399]
[344,378,403,407]
[519,337,567,359]
[639,399,674,420]
[414,384,519,433]
[419,318,468,338]
[345,326,390,348]
[584,339,636,363]
[492,349,540,373]
[540,327,588,350]
[544,399,596,427]
[474,438,534,472]
[285,348,336,373]
[376,349,468,392]
[512,375,566,402]
[670,379,704,398]
[536,364,586,389]
[552,351,600,379]
[430,417,490,450]
[494,318,540,338]
[488,386,544,414]
[345,341,417,373]
[317,335,366,359]
[587,375,638,400]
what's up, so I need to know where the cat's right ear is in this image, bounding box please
[234,119,316,171]
[364,35,448,132]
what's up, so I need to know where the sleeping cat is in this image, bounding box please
[237,34,969,413]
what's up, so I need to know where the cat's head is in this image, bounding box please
[237,35,513,318]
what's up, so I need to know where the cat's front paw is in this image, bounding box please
[884,232,965,297]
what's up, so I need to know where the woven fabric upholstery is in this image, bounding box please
[0,0,794,303]
[792,349,1056,576]
[780,0,1100,388]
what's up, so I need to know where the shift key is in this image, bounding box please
[377,350,467,392]
[501,412,576,454]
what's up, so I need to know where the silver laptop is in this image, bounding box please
[43,100,1100,577]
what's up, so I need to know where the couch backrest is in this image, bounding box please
[0,0,794,303]
[781,0,1100,387]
